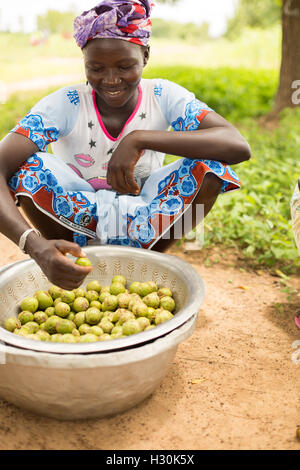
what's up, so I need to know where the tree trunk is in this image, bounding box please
[272,0,300,114]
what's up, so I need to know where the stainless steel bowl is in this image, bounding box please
[0,246,205,354]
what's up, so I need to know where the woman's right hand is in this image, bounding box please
[25,235,93,290]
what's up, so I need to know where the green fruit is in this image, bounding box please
[110,282,126,296]
[143,292,160,309]
[44,316,60,334]
[51,334,63,342]
[72,328,80,337]
[36,330,51,341]
[54,297,62,306]
[85,307,102,325]
[147,307,156,321]
[86,280,102,292]
[117,293,131,308]
[122,319,141,336]
[4,317,21,332]
[89,326,104,337]
[54,302,71,318]
[61,290,75,304]
[145,325,155,331]
[157,287,173,298]
[26,333,41,341]
[112,275,126,285]
[129,281,140,294]
[22,322,40,334]
[61,334,78,343]
[56,319,75,335]
[33,311,48,324]
[137,317,151,330]
[78,323,91,335]
[74,312,86,328]
[99,319,114,334]
[155,310,174,325]
[147,281,158,292]
[18,311,34,325]
[75,257,92,267]
[48,285,63,300]
[89,300,102,310]
[85,290,99,303]
[35,290,54,310]
[110,333,123,339]
[118,310,135,325]
[67,312,75,322]
[99,291,110,303]
[20,297,39,313]
[160,296,175,312]
[45,307,55,317]
[102,295,118,311]
[73,297,89,312]
[111,325,123,335]
[78,334,99,343]
[101,286,111,293]
[98,333,112,341]
[132,302,149,318]
[39,322,46,330]
[73,287,86,298]
[137,282,153,297]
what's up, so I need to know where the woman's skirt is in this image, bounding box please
[291,182,300,254]
[9,152,241,248]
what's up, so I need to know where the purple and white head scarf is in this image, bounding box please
[74,0,154,49]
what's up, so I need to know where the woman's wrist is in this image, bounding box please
[24,232,46,259]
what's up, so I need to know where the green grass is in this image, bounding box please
[0,65,298,270]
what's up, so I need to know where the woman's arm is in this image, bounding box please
[0,133,92,289]
[107,112,251,195]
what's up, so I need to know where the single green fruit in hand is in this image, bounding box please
[112,275,126,285]
[48,285,63,300]
[89,326,104,337]
[36,330,51,341]
[74,312,86,328]
[18,311,34,325]
[157,287,173,298]
[102,295,118,311]
[110,282,126,296]
[122,319,141,336]
[136,317,151,330]
[45,307,55,317]
[89,300,101,311]
[56,319,75,335]
[78,323,91,335]
[61,290,75,304]
[142,292,160,309]
[85,307,102,325]
[73,297,89,312]
[61,334,78,343]
[155,310,174,325]
[35,290,54,310]
[160,296,176,312]
[33,311,48,325]
[54,302,71,318]
[73,288,86,298]
[75,257,92,267]
[86,280,102,292]
[4,317,21,332]
[117,293,131,308]
[78,334,99,343]
[20,297,39,313]
[22,321,40,334]
[85,290,99,303]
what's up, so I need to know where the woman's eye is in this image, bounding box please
[120,65,132,70]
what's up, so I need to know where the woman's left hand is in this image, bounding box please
[106,131,142,195]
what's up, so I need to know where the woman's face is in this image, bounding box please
[83,38,149,109]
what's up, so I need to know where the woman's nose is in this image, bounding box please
[102,69,121,84]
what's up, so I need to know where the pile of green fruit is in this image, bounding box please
[3,274,176,344]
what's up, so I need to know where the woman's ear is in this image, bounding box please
[143,46,150,67]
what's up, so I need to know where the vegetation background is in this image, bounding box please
[0,0,299,271]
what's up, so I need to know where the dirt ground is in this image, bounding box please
[0,233,299,450]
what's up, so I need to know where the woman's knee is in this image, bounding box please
[196,173,223,202]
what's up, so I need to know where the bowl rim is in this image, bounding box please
[0,246,205,354]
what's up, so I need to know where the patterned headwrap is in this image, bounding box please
[74,0,154,49]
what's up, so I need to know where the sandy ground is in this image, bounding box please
[0,234,299,450]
